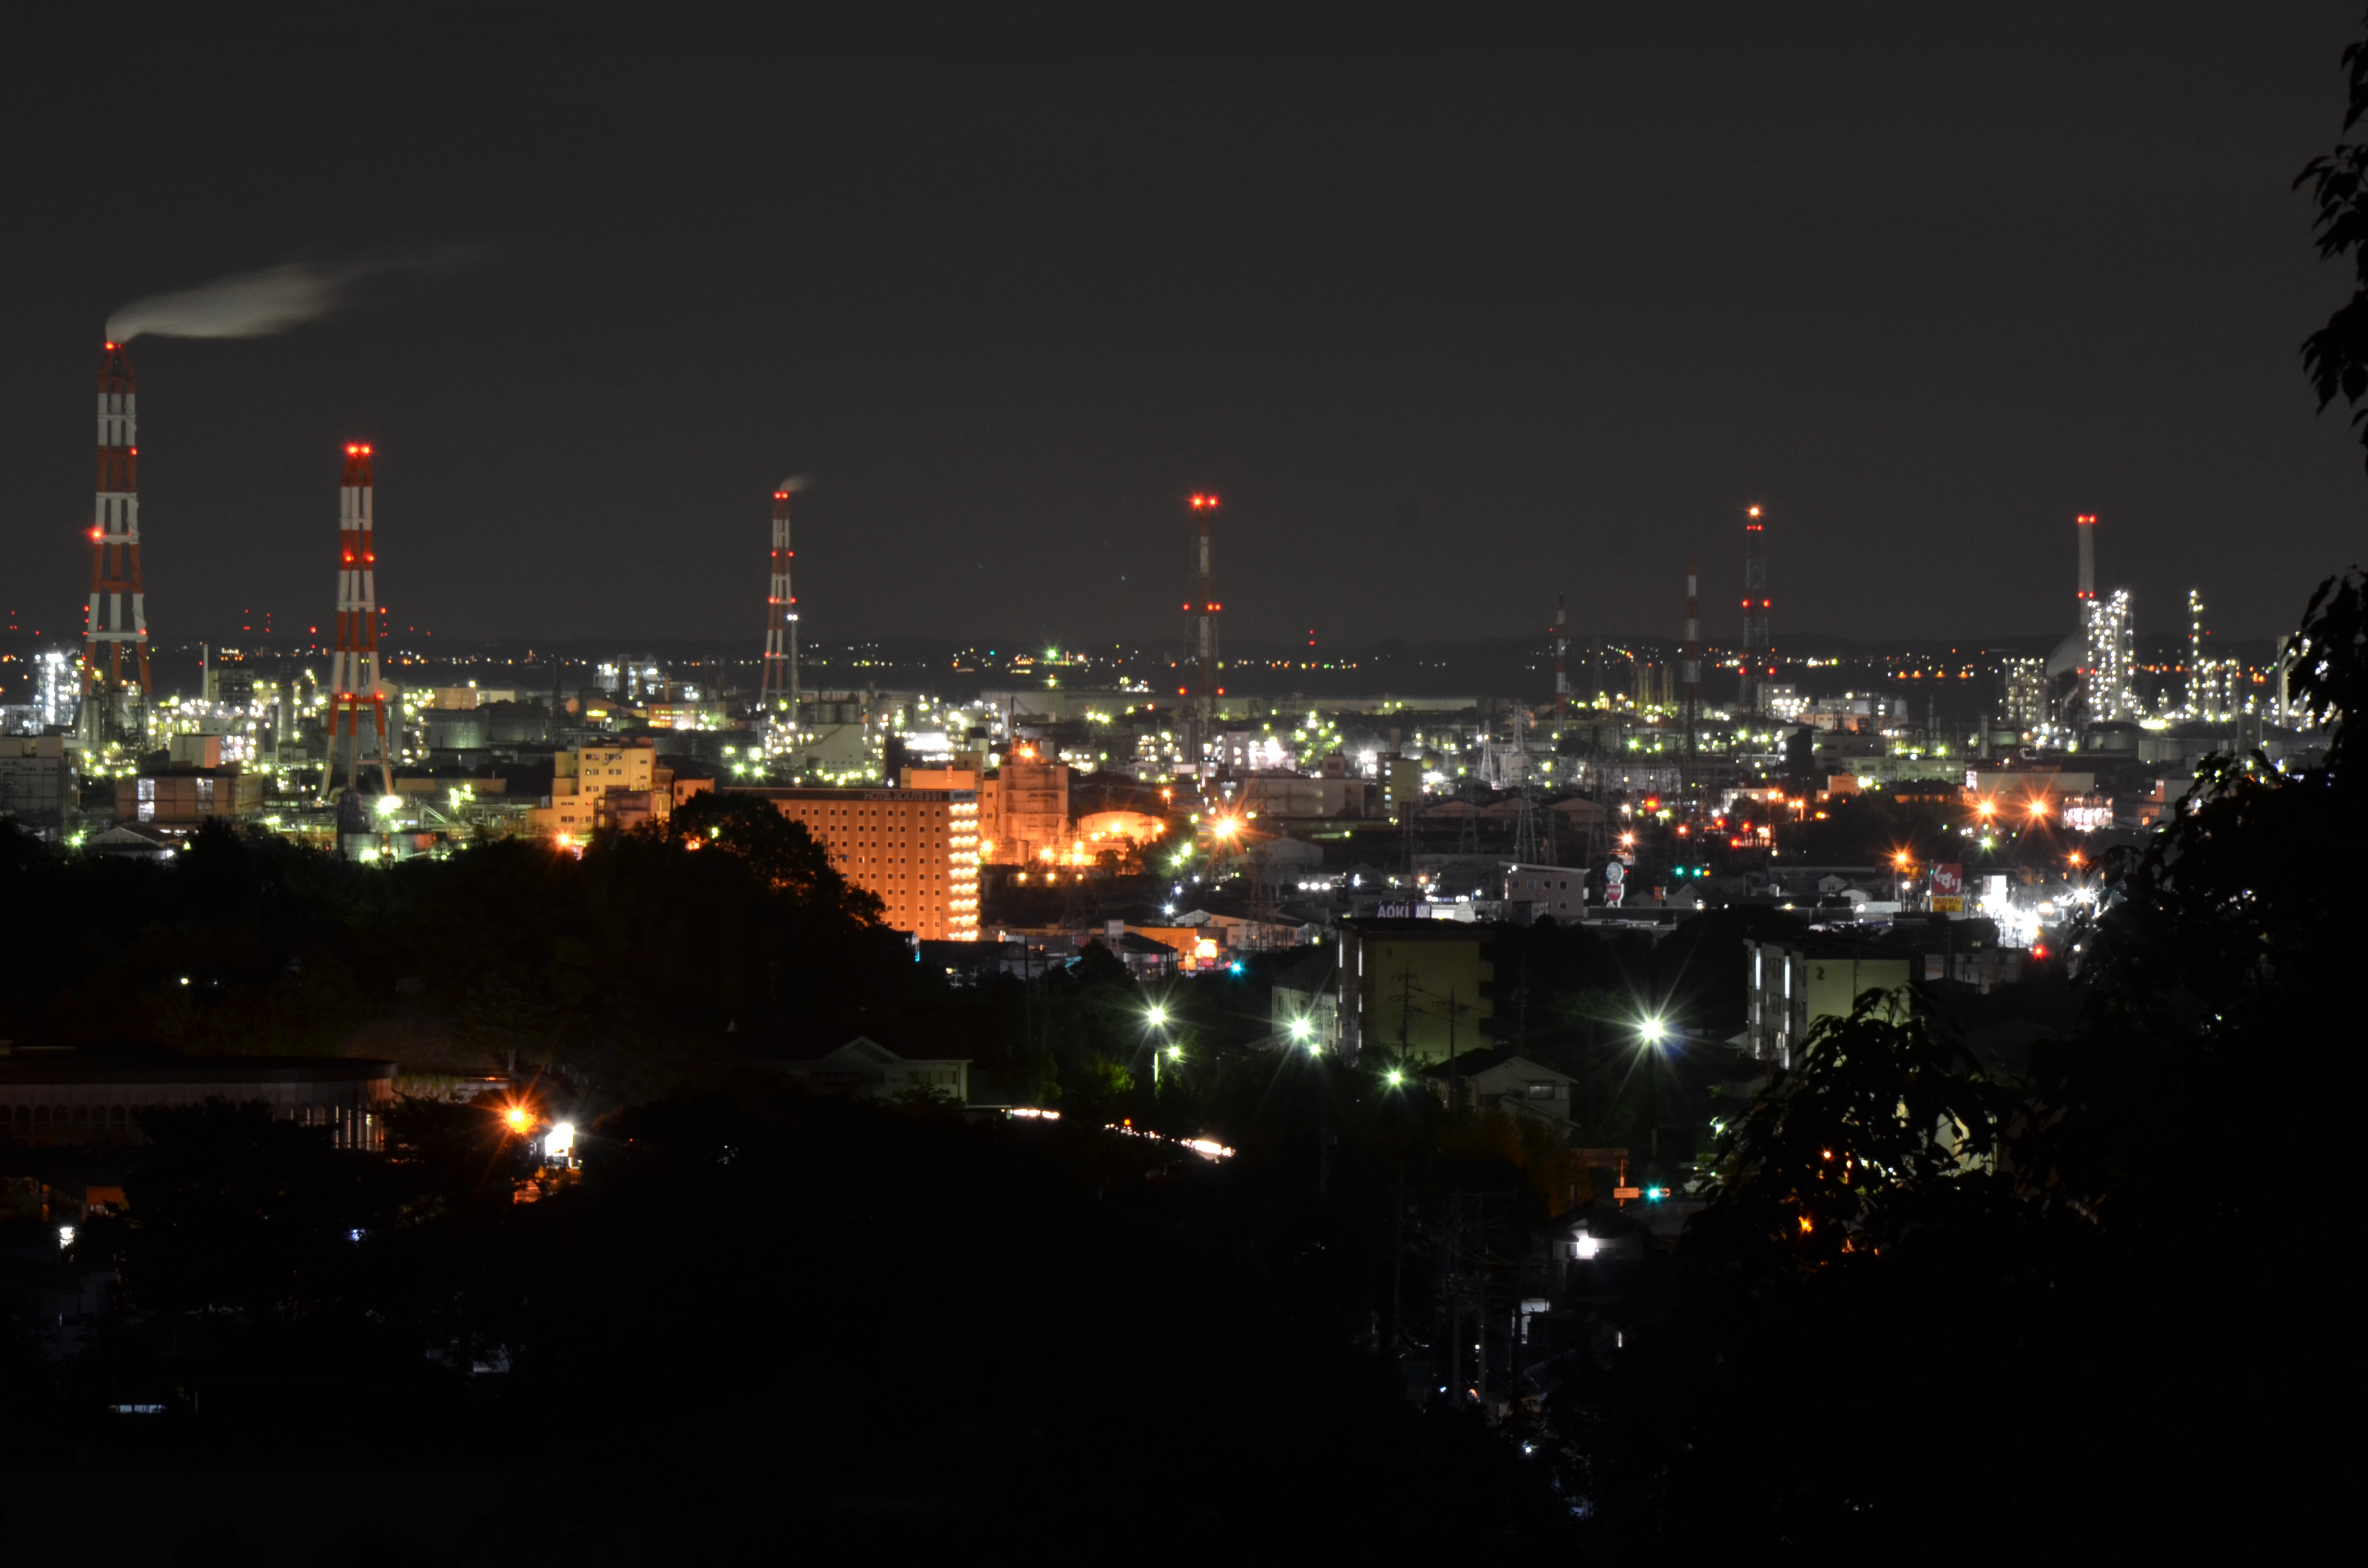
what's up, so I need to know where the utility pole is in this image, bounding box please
[1400,791,1419,882]
[1389,1159,1405,1358]
[1474,1212,1488,1411]
[1681,551,1702,807]
[1445,985,1459,1111]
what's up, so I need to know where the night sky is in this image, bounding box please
[0,3,2360,650]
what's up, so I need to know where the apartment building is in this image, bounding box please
[728,785,981,940]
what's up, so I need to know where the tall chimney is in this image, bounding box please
[760,482,800,735]
[1553,592,1570,722]
[82,341,151,747]
[1184,493,1221,781]
[327,444,391,798]
[1741,505,1770,710]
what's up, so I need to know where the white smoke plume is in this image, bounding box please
[106,249,479,343]
[779,475,810,492]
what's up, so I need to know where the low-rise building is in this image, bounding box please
[1742,936,1914,1068]
[531,741,675,838]
[1421,1048,1576,1130]
[0,1043,395,1150]
[120,766,265,829]
[1334,917,1493,1064]
[1270,947,1339,1049]
[775,1035,970,1104]
[1502,861,1587,923]
[0,735,76,835]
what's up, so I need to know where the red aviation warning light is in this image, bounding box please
[1189,493,1220,510]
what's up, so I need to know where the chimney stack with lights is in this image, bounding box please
[2076,513,2097,608]
[1741,505,1770,710]
[1184,493,1221,781]
[327,444,391,798]
[1554,592,1571,725]
[81,341,151,747]
[760,480,801,734]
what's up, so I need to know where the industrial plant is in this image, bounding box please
[0,336,2322,971]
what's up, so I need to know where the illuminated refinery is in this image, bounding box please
[2,332,2323,963]
[0,14,2354,1554]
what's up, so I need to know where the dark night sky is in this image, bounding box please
[1,2,2361,650]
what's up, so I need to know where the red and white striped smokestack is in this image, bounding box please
[760,479,802,724]
[82,341,151,741]
[327,443,391,796]
[2076,513,2097,603]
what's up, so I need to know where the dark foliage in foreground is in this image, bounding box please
[22,1086,1566,1558]
[1536,569,2367,1550]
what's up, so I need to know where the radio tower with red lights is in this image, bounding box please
[1184,493,1221,780]
[1740,505,1771,710]
[759,479,802,732]
[327,444,392,797]
[81,341,151,747]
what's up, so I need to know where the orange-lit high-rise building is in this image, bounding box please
[728,785,980,939]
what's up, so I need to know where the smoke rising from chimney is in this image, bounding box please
[105,249,480,343]
[778,475,810,492]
